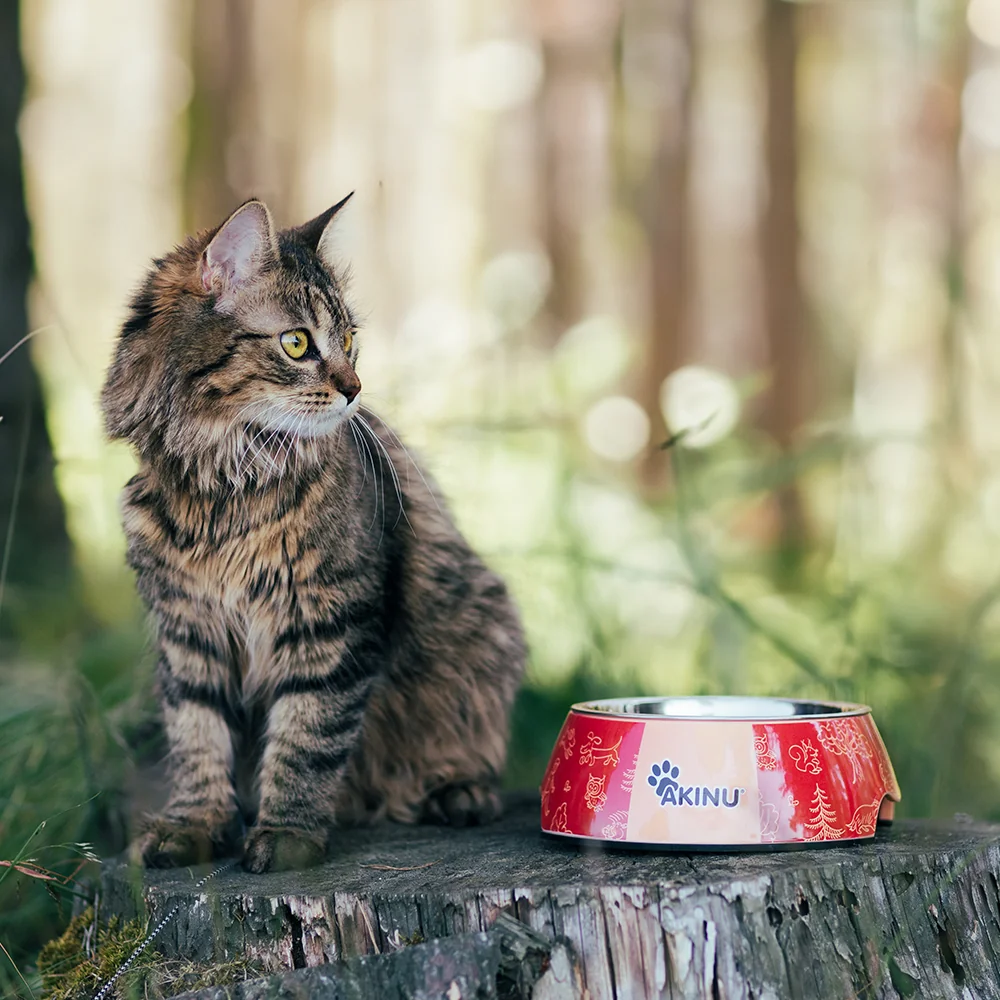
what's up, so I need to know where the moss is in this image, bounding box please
[37,908,264,1000]
[38,908,145,1000]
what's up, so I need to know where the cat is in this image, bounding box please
[101,195,526,873]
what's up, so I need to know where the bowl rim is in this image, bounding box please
[570,695,872,721]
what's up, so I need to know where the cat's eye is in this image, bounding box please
[343,329,354,355]
[280,330,310,359]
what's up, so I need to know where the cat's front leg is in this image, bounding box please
[244,624,378,873]
[134,645,241,868]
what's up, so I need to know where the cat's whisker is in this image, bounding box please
[348,421,369,502]
[225,402,276,491]
[285,423,300,481]
[237,437,270,490]
[358,418,394,549]
[358,417,402,514]
[291,415,307,483]
[352,418,375,502]
[359,405,442,516]
[353,416,381,534]
[278,414,307,490]
[221,410,258,474]
[244,423,285,481]
[356,414,412,536]
[224,399,269,438]
[332,423,347,480]
[362,426,382,537]
[234,422,270,488]
[0,325,54,371]
[272,429,290,493]
[229,427,259,492]
[226,401,276,477]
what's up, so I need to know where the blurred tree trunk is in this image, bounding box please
[532,0,622,338]
[932,27,969,450]
[908,14,968,540]
[537,43,583,334]
[631,0,693,487]
[0,0,71,627]
[185,0,303,232]
[760,0,808,572]
[184,0,251,231]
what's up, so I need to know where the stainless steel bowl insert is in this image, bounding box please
[573,696,870,721]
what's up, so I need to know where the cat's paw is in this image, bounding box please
[131,817,233,869]
[242,826,326,873]
[422,782,502,828]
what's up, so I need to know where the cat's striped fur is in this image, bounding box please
[102,198,526,872]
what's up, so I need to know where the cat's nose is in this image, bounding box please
[339,379,361,404]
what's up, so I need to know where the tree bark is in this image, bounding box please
[103,794,1000,999]
[0,0,71,629]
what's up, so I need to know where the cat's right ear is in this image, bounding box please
[291,192,353,271]
[200,200,278,297]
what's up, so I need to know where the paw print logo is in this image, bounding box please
[647,759,680,805]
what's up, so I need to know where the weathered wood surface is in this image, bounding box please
[170,914,581,1000]
[173,931,505,1000]
[102,793,1000,999]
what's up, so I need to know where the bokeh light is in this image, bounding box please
[659,365,740,449]
[582,395,651,462]
[963,68,1000,149]
[553,315,634,401]
[458,39,544,113]
[479,250,552,328]
[968,0,1000,47]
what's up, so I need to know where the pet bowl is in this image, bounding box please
[539,697,901,848]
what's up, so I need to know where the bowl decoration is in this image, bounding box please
[539,697,901,848]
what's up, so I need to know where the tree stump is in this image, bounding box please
[101,792,1000,999]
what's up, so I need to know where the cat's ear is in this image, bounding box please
[200,200,278,295]
[292,192,353,269]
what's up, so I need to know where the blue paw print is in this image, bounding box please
[647,759,680,805]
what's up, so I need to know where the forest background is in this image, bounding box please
[3,0,1000,988]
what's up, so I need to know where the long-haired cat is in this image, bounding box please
[101,196,526,872]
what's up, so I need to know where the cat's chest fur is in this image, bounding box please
[122,466,369,677]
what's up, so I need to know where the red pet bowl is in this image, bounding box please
[540,697,901,848]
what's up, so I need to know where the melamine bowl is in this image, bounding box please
[539,697,901,848]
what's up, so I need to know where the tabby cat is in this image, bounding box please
[101,196,526,873]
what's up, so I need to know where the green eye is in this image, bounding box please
[280,330,310,359]
[343,329,354,354]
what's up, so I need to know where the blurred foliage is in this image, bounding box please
[0,626,154,991]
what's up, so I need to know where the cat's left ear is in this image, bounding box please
[292,192,354,270]
[200,200,278,296]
